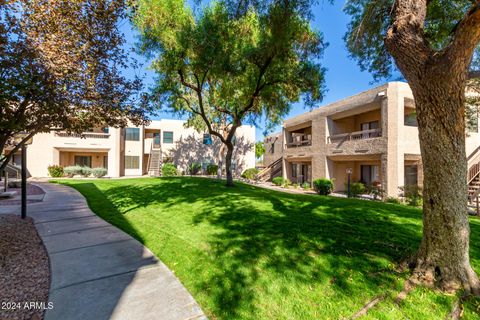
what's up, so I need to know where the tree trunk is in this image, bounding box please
[225,142,234,187]
[409,75,480,294]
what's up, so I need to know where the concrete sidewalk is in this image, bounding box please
[3,182,206,320]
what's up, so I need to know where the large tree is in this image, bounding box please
[0,0,148,172]
[133,0,326,186]
[344,0,480,294]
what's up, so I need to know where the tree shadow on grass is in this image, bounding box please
[65,177,480,319]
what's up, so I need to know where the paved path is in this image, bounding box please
[1,182,206,320]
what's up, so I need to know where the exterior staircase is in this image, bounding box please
[147,143,162,177]
[467,147,480,214]
[5,163,21,179]
[256,158,282,182]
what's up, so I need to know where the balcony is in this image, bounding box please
[55,132,110,139]
[327,128,385,156]
[328,128,382,144]
[286,134,312,148]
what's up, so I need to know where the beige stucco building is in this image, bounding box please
[12,119,256,178]
[263,82,480,197]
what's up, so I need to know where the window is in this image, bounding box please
[74,156,92,168]
[103,156,108,169]
[125,156,139,169]
[405,165,418,185]
[203,134,212,145]
[102,127,109,134]
[360,165,379,185]
[271,143,275,154]
[163,131,173,144]
[404,113,418,127]
[125,128,140,141]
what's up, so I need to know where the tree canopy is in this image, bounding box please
[134,0,326,185]
[0,0,148,171]
[344,0,479,81]
[255,141,265,159]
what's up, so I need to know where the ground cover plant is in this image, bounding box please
[54,177,480,319]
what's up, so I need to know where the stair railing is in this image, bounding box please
[146,141,153,176]
[256,158,282,181]
[468,146,480,184]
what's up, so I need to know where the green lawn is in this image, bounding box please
[54,177,480,319]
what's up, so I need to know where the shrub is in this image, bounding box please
[162,163,178,177]
[301,182,311,189]
[92,167,107,178]
[48,165,64,178]
[401,185,423,207]
[370,186,385,200]
[241,168,259,180]
[271,177,290,187]
[367,182,385,200]
[292,183,299,189]
[313,178,334,195]
[206,164,219,176]
[80,166,92,177]
[272,177,288,187]
[385,197,401,204]
[64,165,83,178]
[188,163,202,175]
[349,182,365,198]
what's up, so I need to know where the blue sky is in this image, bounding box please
[123,1,385,142]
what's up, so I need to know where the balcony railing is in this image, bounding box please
[55,132,110,139]
[286,135,312,148]
[328,128,382,144]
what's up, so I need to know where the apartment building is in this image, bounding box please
[263,82,480,197]
[13,119,256,178]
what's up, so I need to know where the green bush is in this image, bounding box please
[272,177,285,186]
[301,182,311,189]
[385,197,401,204]
[188,163,202,175]
[401,185,423,207]
[162,163,178,177]
[206,164,218,175]
[313,178,334,195]
[64,165,83,178]
[92,167,107,178]
[241,168,259,180]
[48,165,64,178]
[80,166,92,177]
[272,177,290,187]
[349,182,365,198]
[206,164,219,176]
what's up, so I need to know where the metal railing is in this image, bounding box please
[328,128,382,144]
[55,132,110,139]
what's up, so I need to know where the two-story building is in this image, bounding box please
[263,82,480,197]
[11,119,256,178]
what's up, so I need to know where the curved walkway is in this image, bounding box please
[25,182,206,320]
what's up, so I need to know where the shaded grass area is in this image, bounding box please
[53,177,480,319]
